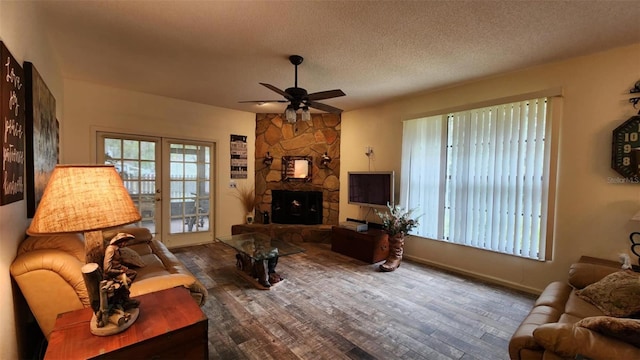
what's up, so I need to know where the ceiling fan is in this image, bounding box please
[239,55,346,122]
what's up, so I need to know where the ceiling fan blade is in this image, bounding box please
[307,89,346,101]
[307,100,343,114]
[238,100,289,104]
[260,83,291,99]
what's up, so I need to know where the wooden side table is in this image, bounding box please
[331,226,389,263]
[44,287,208,360]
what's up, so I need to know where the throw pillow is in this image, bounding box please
[575,270,640,317]
[119,247,145,268]
[577,316,640,348]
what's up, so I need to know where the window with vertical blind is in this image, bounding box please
[400,97,554,260]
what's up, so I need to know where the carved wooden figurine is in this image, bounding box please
[81,232,140,336]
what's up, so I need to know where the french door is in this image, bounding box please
[98,132,215,248]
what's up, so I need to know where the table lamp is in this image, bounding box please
[27,164,142,335]
[27,164,141,263]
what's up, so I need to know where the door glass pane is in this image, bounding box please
[169,143,211,234]
[103,137,157,233]
[122,140,139,159]
[140,142,155,160]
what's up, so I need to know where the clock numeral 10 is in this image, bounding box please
[625,132,640,142]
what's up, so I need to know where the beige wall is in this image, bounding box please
[62,79,257,241]
[0,2,64,357]
[340,43,640,293]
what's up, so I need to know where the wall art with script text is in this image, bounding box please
[25,62,58,217]
[0,41,25,205]
[230,134,248,179]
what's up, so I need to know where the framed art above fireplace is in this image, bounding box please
[282,156,312,182]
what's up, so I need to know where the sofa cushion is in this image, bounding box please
[103,226,153,246]
[533,322,640,359]
[563,291,604,319]
[119,247,145,268]
[136,254,170,280]
[128,242,153,256]
[577,316,640,348]
[18,233,85,262]
[575,270,640,317]
[568,262,620,289]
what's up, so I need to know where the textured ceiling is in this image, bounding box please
[34,1,640,114]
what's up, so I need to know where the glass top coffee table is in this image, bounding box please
[216,232,305,288]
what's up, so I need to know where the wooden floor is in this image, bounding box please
[172,241,535,360]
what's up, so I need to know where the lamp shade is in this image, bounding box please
[301,107,311,122]
[285,106,297,123]
[27,165,141,235]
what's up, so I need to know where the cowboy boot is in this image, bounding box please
[380,233,405,272]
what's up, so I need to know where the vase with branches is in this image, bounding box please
[232,184,257,223]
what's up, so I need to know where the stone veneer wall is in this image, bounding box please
[255,113,340,225]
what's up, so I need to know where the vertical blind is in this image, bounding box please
[401,97,551,260]
[400,115,444,239]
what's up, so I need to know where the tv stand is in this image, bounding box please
[331,226,389,263]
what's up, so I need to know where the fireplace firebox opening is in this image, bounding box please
[271,190,322,225]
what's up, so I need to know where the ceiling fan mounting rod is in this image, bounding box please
[289,55,303,88]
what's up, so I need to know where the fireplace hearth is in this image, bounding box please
[271,190,322,225]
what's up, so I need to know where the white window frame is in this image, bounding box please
[400,95,560,261]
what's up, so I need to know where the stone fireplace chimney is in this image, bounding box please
[255,113,341,225]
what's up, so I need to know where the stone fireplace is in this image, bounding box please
[271,190,323,225]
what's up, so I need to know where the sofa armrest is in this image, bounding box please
[533,323,640,359]
[10,249,89,339]
[147,240,208,306]
[509,281,572,360]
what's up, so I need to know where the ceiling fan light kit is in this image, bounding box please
[301,107,311,122]
[241,55,345,123]
[285,106,297,123]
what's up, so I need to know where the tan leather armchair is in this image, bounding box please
[10,228,207,340]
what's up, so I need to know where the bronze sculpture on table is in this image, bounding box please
[81,232,140,336]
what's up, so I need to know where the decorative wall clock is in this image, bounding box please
[611,81,640,181]
[612,114,640,181]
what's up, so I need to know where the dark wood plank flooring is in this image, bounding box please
[172,241,535,360]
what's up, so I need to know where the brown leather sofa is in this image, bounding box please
[509,258,640,360]
[10,227,207,340]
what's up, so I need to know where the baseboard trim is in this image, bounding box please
[403,254,542,295]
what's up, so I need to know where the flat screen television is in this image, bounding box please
[348,171,394,208]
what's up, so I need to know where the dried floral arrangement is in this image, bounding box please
[374,203,420,236]
[232,183,256,213]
